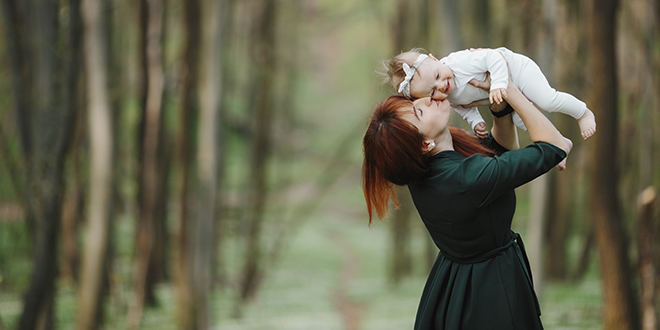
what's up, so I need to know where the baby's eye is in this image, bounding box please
[435,73,440,80]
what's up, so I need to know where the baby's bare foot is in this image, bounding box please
[578,109,596,140]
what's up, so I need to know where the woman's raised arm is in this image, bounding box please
[505,81,572,154]
[467,76,519,151]
[489,101,519,151]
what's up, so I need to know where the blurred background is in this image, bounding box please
[0,0,658,329]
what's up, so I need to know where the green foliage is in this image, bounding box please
[0,221,32,293]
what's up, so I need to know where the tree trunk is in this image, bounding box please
[638,187,657,330]
[587,0,639,328]
[2,0,79,330]
[61,0,85,285]
[549,1,587,281]
[175,0,200,327]
[187,0,223,327]
[439,0,461,51]
[61,123,84,284]
[239,0,277,305]
[0,0,32,158]
[77,0,113,328]
[545,117,572,280]
[4,0,81,328]
[129,0,164,327]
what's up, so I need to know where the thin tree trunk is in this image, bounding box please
[175,0,200,327]
[77,0,113,328]
[0,0,32,157]
[527,174,549,294]
[638,187,657,330]
[149,93,171,286]
[149,0,172,287]
[587,0,639,328]
[573,229,594,281]
[549,1,585,281]
[129,0,164,327]
[61,0,85,285]
[239,0,277,305]
[187,0,223,327]
[439,0,460,51]
[61,132,84,283]
[212,0,232,290]
[545,117,572,280]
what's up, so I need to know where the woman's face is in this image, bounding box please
[402,97,451,141]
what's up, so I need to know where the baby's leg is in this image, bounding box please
[511,54,596,139]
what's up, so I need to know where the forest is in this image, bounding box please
[0,0,659,329]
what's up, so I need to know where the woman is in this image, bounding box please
[362,78,571,329]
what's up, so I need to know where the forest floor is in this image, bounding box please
[0,179,604,330]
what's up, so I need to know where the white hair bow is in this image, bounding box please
[397,54,429,99]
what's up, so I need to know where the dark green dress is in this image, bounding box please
[408,138,566,330]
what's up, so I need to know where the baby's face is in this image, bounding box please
[410,57,455,101]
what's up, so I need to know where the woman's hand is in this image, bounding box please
[461,72,492,108]
[468,72,491,90]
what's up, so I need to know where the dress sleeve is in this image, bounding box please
[460,142,566,207]
[478,133,509,156]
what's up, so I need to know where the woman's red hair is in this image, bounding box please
[362,96,494,223]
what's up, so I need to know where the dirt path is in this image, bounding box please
[328,229,365,330]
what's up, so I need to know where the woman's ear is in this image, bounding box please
[422,140,436,154]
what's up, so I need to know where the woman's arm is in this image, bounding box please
[505,80,571,154]
[467,76,519,150]
[490,102,519,151]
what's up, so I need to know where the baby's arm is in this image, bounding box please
[469,49,509,103]
[454,106,488,138]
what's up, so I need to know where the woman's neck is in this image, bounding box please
[429,129,454,155]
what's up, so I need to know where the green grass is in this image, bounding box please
[0,181,604,329]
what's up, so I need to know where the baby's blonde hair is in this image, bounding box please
[377,48,429,95]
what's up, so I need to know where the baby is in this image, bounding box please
[382,47,596,140]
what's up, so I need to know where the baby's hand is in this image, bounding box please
[474,122,488,138]
[489,88,507,104]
